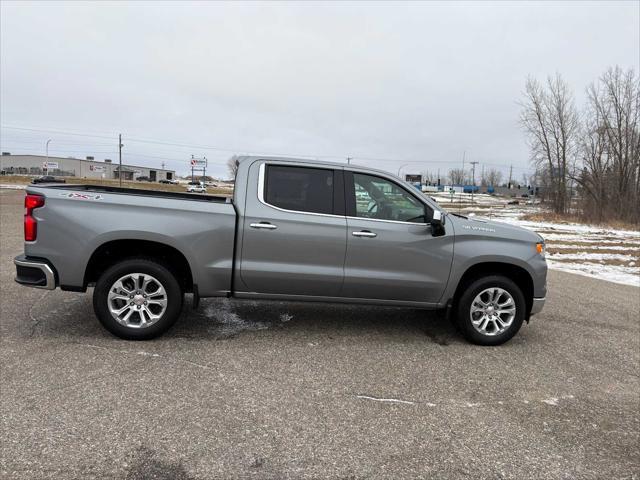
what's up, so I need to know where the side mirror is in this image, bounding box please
[430,210,446,237]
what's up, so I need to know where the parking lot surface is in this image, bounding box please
[1,189,639,479]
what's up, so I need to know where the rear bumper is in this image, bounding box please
[14,255,57,290]
[530,297,546,316]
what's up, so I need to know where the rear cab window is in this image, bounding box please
[264,165,344,215]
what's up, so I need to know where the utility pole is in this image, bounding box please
[118,134,123,187]
[191,155,195,183]
[45,139,51,175]
[202,156,207,184]
[347,157,352,165]
[461,151,466,185]
[508,164,513,189]
[470,161,479,203]
[532,168,537,205]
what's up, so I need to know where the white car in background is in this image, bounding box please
[187,182,207,193]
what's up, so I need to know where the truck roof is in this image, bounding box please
[235,155,399,179]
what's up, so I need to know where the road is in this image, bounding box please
[1,189,638,479]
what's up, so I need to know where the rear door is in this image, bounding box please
[341,171,454,304]
[239,162,347,297]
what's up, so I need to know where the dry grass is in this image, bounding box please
[535,231,640,243]
[0,175,233,196]
[544,240,640,248]
[546,246,640,256]
[547,257,638,267]
[521,211,639,231]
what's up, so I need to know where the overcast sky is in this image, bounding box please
[1,1,638,179]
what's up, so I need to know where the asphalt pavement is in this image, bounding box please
[1,189,638,479]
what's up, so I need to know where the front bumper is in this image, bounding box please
[530,297,546,316]
[14,255,57,290]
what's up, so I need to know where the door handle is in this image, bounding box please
[352,230,377,238]
[250,222,278,230]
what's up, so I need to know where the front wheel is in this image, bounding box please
[93,258,183,340]
[455,275,525,346]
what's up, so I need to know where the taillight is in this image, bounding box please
[24,194,45,242]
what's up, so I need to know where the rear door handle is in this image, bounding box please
[352,230,377,238]
[250,222,278,230]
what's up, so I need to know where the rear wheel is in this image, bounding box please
[455,275,525,346]
[93,258,183,340]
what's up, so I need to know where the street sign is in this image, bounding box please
[190,158,207,167]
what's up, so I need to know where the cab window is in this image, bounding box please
[348,172,430,223]
[265,165,334,214]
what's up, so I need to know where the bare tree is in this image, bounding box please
[578,67,639,224]
[447,168,465,185]
[226,155,240,179]
[482,168,503,187]
[573,96,610,222]
[520,74,579,213]
[421,170,438,185]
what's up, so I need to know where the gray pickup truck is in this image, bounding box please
[14,156,546,345]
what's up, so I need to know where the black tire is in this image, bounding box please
[93,258,183,340]
[455,275,525,346]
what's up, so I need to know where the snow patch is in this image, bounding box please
[356,395,415,405]
[546,261,640,287]
[542,394,575,406]
[202,299,270,337]
[547,252,637,262]
[136,351,161,357]
[473,208,640,287]
[548,244,637,251]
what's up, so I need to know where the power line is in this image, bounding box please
[1,125,341,162]
[1,123,534,174]
[1,125,116,140]
[0,137,116,147]
[0,145,202,166]
[1,140,532,172]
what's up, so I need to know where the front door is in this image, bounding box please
[341,171,454,304]
[239,162,347,297]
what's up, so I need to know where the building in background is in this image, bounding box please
[0,154,175,181]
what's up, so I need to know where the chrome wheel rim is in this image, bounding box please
[107,273,167,328]
[470,287,516,336]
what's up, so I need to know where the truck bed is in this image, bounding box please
[24,183,237,297]
[34,184,231,203]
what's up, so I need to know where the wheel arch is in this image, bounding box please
[84,239,194,292]
[452,262,534,317]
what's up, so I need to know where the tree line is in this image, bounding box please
[520,66,639,224]
[421,167,507,188]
